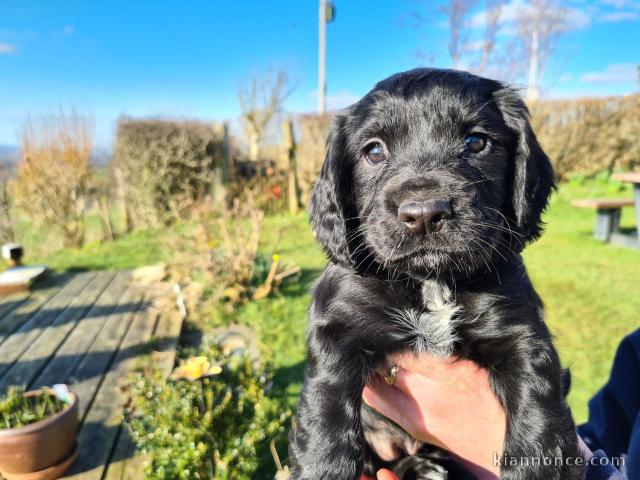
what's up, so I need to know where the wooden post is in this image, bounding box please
[282,120,300,215]
[213,122,230,207]
[114,167,134,233]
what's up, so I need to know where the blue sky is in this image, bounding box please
[0,0,638,147]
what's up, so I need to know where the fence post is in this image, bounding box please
[213,122,230,206]
[282,119,300,214]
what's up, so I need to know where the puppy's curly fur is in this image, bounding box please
[288,69,582,480]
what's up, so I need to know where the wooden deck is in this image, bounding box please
[0,270,183,480]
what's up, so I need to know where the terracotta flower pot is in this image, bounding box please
[0,389,79,480]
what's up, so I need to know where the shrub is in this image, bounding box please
[296,114,331,205]
[291,96,640,184]
[12,110,93,248]
[225,172,288,214]
[168,192,265,314]
[127,345,289,480]
[114,119,221,229]
[0,167,14,244]
[530,94,640,178]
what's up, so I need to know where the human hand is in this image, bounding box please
[359,469,398,480]
[362,353,506,480]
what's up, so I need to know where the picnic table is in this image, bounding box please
[612,172,640,235]
[571,172,640,248]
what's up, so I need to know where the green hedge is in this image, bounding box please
[114,119,221,228]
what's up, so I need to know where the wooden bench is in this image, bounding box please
[571,198,635,241]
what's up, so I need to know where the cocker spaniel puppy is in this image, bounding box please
[288,69,582,480]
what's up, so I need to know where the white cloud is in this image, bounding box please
[326,90,361,110]
[308,89,360,111]
[580,63,638,84]
[462,40,486,53]
[601,0,640,9]
[600,10,639,20]
[469,0,591,33]
[601,0,627,7]
[52,25,75,38]
[0,43,17,54]
[567,10,595,29]
[468,0,522,28]
[546,88,620,99]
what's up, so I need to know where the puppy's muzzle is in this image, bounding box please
[398,199,451,234]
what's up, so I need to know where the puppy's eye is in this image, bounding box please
[364,141,387,165]
[464,134,488,153]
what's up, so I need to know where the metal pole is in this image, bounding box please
[526,12,540,102]
[318,0,327,115]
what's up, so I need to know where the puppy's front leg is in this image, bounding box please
[474,319,584,480]
[288,334,367,480]
[289,265,406,479]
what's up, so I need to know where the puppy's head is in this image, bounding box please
[310,68,554,277]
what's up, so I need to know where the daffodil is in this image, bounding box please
[170,356,222,381]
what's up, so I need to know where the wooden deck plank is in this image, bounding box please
[0,272,115,391]
[62,307,159,479]
[102,423,149,480]
[0,273,71,348]
[0,291,30,319]
[150,310,184,378]
[66,289,144,420]
[31,271,135,391]
[101,309,183,480]
[0,272,96,381]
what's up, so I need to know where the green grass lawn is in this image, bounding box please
[30,178,640,424]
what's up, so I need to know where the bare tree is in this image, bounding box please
[476,0,503,74]
[412,0,502,74]
[440,0,477,69]
[14,109,93,248]
[238,69,293,161]
[515,0,569,102]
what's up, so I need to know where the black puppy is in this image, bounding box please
[288,69,583,480]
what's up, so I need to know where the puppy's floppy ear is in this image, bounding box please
[309,116,358,267]
[494,87,555,243]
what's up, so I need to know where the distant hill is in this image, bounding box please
[90,147,112,168]
[0,145,111,171]
[0,145,19,167]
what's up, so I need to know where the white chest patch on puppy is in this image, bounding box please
[389,280,461,356]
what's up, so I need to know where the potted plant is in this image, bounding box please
[0,385,79,480]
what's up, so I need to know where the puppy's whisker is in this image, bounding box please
[380,240,402,278]
[474,221,525,237]
[482,206,524,246]
[471,239,495,273]
[460,178,490,189]
[469,97,497,120]
[468,230,518,262]
[354,248,376,272]
[467,228,511,264]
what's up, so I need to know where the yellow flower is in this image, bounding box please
[170,356,222,381]
[272,254,280,262]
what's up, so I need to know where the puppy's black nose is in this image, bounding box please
[398,200,451,234]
